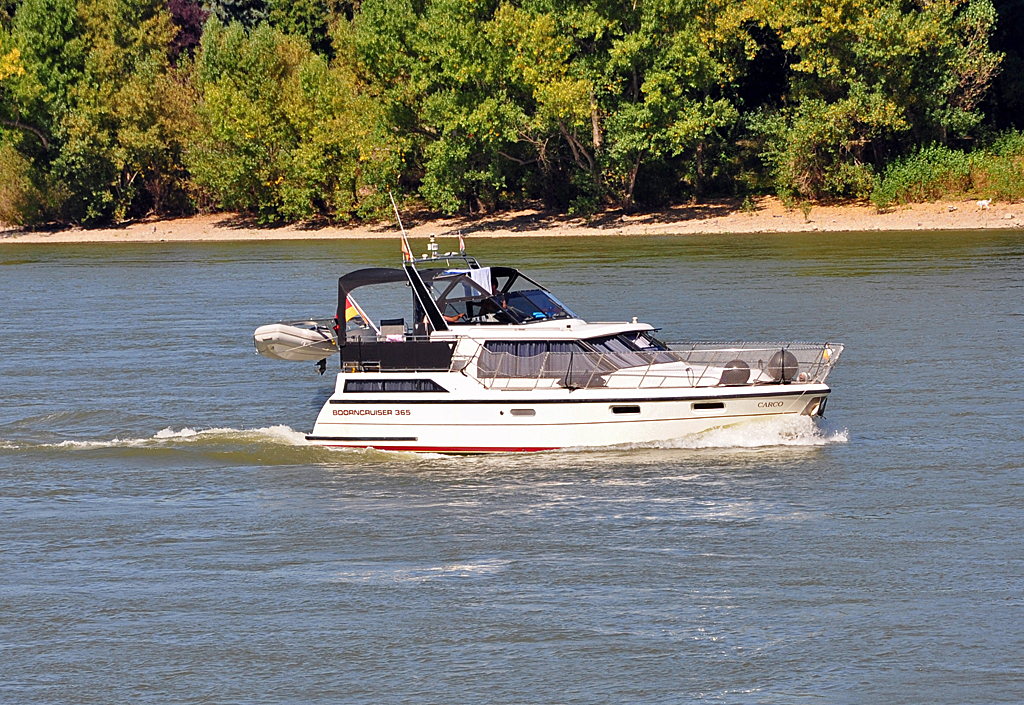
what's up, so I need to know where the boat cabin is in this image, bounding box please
[333,249,685,378]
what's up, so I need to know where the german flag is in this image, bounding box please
[344,296,360,322]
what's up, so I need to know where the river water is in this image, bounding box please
[1,230,1022,703]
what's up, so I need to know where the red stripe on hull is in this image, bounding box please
[316,444,559,454]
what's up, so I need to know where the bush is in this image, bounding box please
[970,130,1024,202]
[751,101,881,201]
[986,130,1024,158]
[872,134,1024,209]
[871,145,972,209]
[0,140,64,226]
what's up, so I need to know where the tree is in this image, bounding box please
[349,0,746,213]
[189,18,398,222]
[208,0,267,28]
[168,0,208,63]
[723,0,1002,198]
[591,0,742,208]
[1,0,19,31]
[267,0,334,57]
[1,0,196,224]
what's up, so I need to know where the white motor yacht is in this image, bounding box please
[255,237,843,453]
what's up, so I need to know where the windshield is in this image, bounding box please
[424,266,578,325]
[492,289,577,323]
[436,288,578,325]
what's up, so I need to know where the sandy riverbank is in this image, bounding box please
[2,197,1021,244]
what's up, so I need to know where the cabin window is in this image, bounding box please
[584,335,651,368]
[692,401,725,411]
[586,333,672,353]
[622,331,669,351]
[584,333,677,366]
[344,379,448,393]
[587,335,635,354]
[478,341,588,378]
[610,405,641,415]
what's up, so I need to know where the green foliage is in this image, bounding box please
[267,0,334,56]
[57,0,193,222]
[871,135,1024,207]
[209,0,266,28]
[2,0,195,224]
[1,0,1017,227]
[733,0,1001,199]
[349,0,747,213]
[7,0,84,137]
[349,0,581,213]
[985,129,1024,157]
[598,0,743,207]
[0,137,50,224]
[871,144,975,208]
[752,100,880,200]
[970,130,1024,201]
[189,19,398,223]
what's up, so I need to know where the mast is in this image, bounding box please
[389,191,448,333]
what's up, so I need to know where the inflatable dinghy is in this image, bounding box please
[254,321,337,362]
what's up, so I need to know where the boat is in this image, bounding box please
[254,321,337,362]
[254,234,843,454]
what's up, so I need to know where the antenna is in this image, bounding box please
[389,190,413,262]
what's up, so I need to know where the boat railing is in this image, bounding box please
[459,342,843,391]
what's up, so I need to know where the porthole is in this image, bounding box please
[692,401,725,411]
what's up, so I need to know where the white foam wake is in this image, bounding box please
[45,424,310,450]
[640,415,847,451]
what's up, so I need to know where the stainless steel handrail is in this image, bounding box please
[462,342,843,391]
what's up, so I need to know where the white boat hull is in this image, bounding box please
[307,372,831,453]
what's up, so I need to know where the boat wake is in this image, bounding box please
[43,424,311,450]
[672,415,847,449]
[0,424,447,464]
[606,415,848,452]
[2,417,845,462]
[0,424,333,465]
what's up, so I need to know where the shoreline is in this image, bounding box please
[2,197,1021,244]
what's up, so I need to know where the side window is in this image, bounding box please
[586,335,635,353]
[624,331,668,351]
[345,379,448,393]
[482,341,586,356]
[584,335,668,368]
[478,341,587,377]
